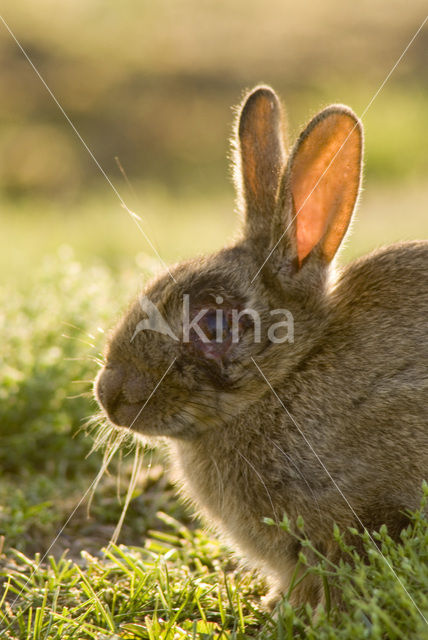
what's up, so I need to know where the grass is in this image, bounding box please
[1,496,428,638]
[0,248,427,638]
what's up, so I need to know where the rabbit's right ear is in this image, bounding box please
[236,86,287,238]
[274,106,363,270]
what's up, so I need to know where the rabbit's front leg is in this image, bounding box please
[262,546,323,610]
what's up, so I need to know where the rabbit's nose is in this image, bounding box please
[95,365,124,418]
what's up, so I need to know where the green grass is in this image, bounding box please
[0,251,427,638]
[1,498,427,638]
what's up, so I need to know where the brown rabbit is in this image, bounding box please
[95,86,428,608]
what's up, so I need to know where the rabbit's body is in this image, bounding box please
[95,87,428,607]
[170,240,428,604]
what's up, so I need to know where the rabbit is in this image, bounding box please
[95,86,428,609]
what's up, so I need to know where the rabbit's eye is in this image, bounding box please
[200,309,231,342]
[188,306,234,364]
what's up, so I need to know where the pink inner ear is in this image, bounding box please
[290,112,361,266]
[292,181,328,263]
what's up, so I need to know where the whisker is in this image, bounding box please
[62,334,96,349]
[86,440,121,516]
[108,440,146,548]
[66,392,93,400]
[184,398,236,420]
[65,356,104,365]
[116,449,124,506]
[62,321,86,331]
[185,400,235,419]
[179,407,223,428]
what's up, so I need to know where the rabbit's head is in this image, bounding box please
[95,86,363,438]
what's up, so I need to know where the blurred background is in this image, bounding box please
[0,1,427,556]
[0,0,427,278]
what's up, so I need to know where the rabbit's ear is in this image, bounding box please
[236,86,287,238]
[278,105,362,267]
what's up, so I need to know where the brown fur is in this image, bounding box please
[95,86,428,608]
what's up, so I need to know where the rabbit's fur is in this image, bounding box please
[95,86,428,608]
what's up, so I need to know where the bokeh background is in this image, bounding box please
[0,0,427,279]
[0,1,427,557]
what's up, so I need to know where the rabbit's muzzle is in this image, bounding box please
[95,364,126,425]
[95,364,157,429]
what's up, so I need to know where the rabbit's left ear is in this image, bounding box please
[236,86,287,238]
[276,105,363,267]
